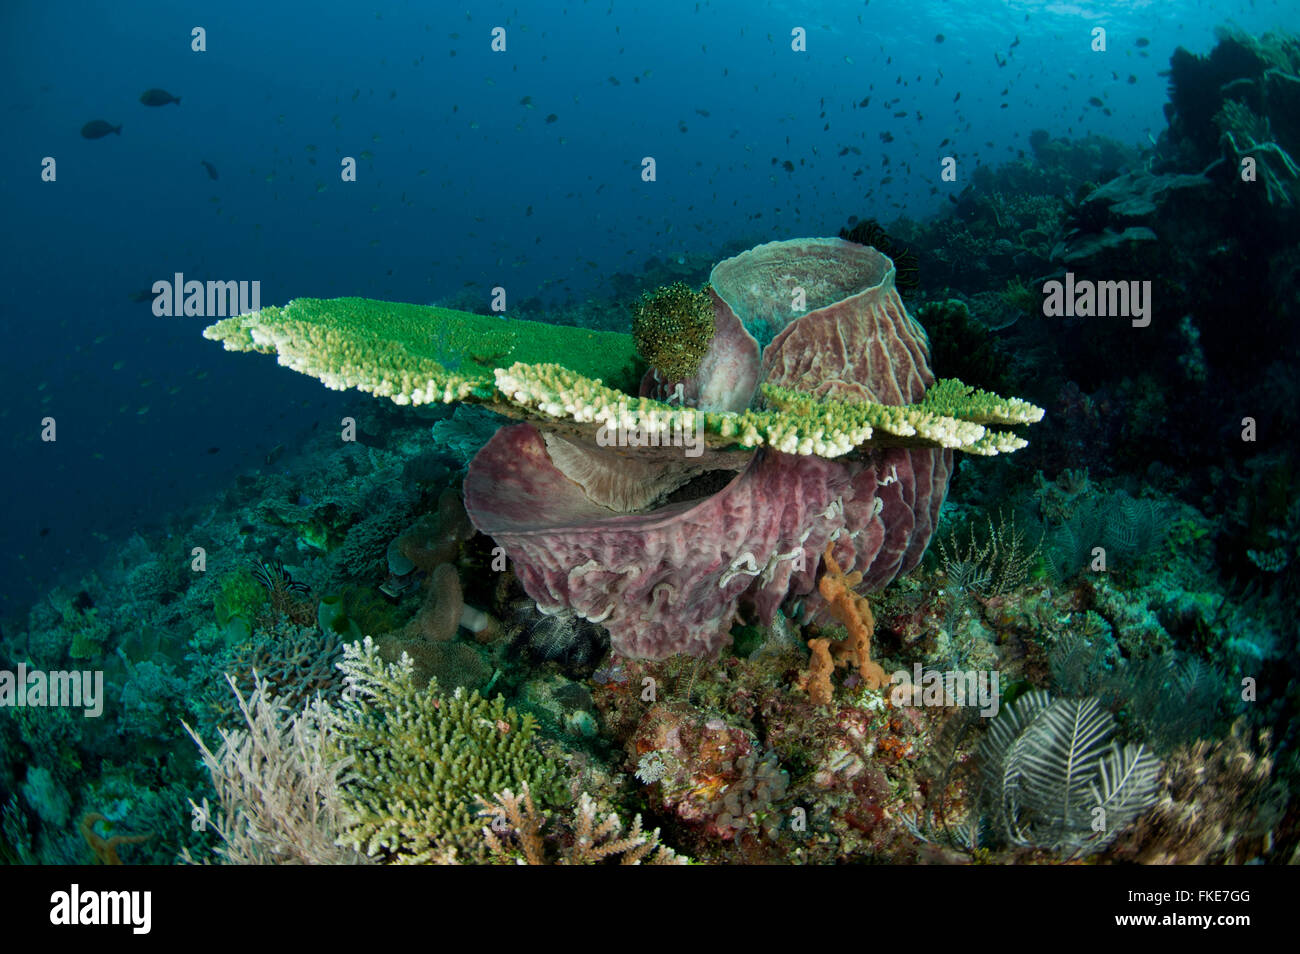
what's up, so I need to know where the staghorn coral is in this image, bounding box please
[479,784,686,865]
[326,638,563,864]
[228,620,344,712]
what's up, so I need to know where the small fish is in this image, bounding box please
[127,289,152,303]
[1135,37,1150,48]
[200,160,219,180]
[934,34,944,43]
[545,113,558,123]
[139,88,180,106]
[81,120,121,139]
[1088,96,1104,107]
[359,150,374,160]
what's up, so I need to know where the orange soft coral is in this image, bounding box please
[817,543,888,690]
[804,637,835,706]
[79,813,153,865]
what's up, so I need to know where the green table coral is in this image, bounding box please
[205,296,1042,458]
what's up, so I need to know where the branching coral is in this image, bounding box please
[183,675,364,865]
[326,638,563,864]
[479,784,686,865]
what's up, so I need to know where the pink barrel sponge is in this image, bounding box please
[465,238,952,659]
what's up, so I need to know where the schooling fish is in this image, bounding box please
[140,88,181,106]
[81,120,121,138]
[200,160,219,180]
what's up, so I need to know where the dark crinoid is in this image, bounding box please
[250,557,315,624]
[251,557,311,595]
[510,601,610,675]
[839,218,921,294]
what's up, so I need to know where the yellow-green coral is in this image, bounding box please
[498,363,1041,457]
[326,638,564,864]
[204,297,642,405]
[206,297,1043,458]
[917,378,1045,427]
[631,282,715,381]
